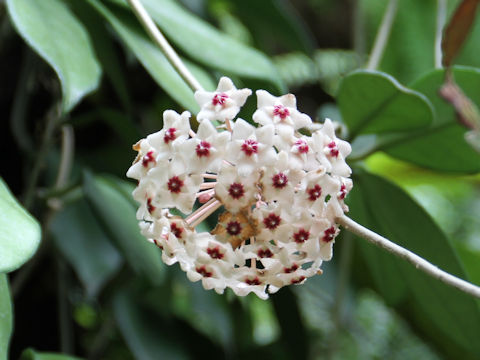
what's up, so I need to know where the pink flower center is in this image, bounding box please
[327,141,339,157]
[293,228,310,243]
[170,223,183,239]
[272,172,288,189]
[245,277,261,285]
[164,128,177,143]
[207,246,224,259]
[284,264,299,273]
[322,226,336,242]
[263,213,281,230]
[273,105,290,119]
[226,221,242,236]
[142,151,155,168]
[196,265,213,277]
[228,183,245,199]
[241,139,258,156]
[307,184,322,201]
[257,248,273,258]
[195,140,211,157]
[212,93,228,106]
[294,139,309,154]
[167,176,184,193]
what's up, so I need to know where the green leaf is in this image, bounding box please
[82,172,164,285]
[6,0,102,113]
[20,349,84,360]
[114,287,190,360]
[225,0,315,54]
[349,170,480,358]
[0,178,41,273]
[87,0,212,112]
[50,198,123,297]
[362,0,437,84]
[138,0,282,89]
[337,70,433,138]
[0,275,12,360]
[385,67,480,173]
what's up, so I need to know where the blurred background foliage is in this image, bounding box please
[1,0,480,359]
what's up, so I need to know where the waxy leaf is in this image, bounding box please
[385,67,480,172]
[50,198,123,298]
[87,0,214,113]
[337,70,433,139]
[349,170,480,358]
[138,0,282,88]
[0,178,41,273]
[0,275,12,360]
[114,288,190,360]
[83,172,164,285]
[7,0,102,113]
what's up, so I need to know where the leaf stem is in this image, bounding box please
[435,0,447,69]
[366,0,398,70]
[126,0,203,92]
[337,215,480,300]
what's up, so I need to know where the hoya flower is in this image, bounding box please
[253,90,312,134]
[127,77,353,299]
[195,77,252,123]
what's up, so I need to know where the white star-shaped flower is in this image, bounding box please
[195,77,251,123]
[253,90,312,134]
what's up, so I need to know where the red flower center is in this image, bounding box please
[339,184,347,200]
[257,248,273,258]
[226,221,242,236]
[263,213,281,230]
[167,176,184,193]
[293,228,310,243]
[142,151,156,168]
[147,197,155,214]
[207,246,224,259]
[170,223,183,239]
[196,265,213,277]
[284,264,299,273]
[327,141,339,157]
[322,226,336,242]
[294,139,309,154]
[307,184,322,201]
[212,93,228,106]
[273,105,290,119]
[228,183,245,199]
[195,140,211,157]
[241,139,258,156]
[245,277,261,285]
[272,172,288,189]
[164,128,177,143]
[291,276,306,284]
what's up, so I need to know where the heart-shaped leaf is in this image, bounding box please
[0,275,12,360]
[337,70,433,138]
[349,170,480,358]
[0,178,41,273]
[7,0,102,113]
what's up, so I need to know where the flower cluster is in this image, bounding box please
[127,77,352,299]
